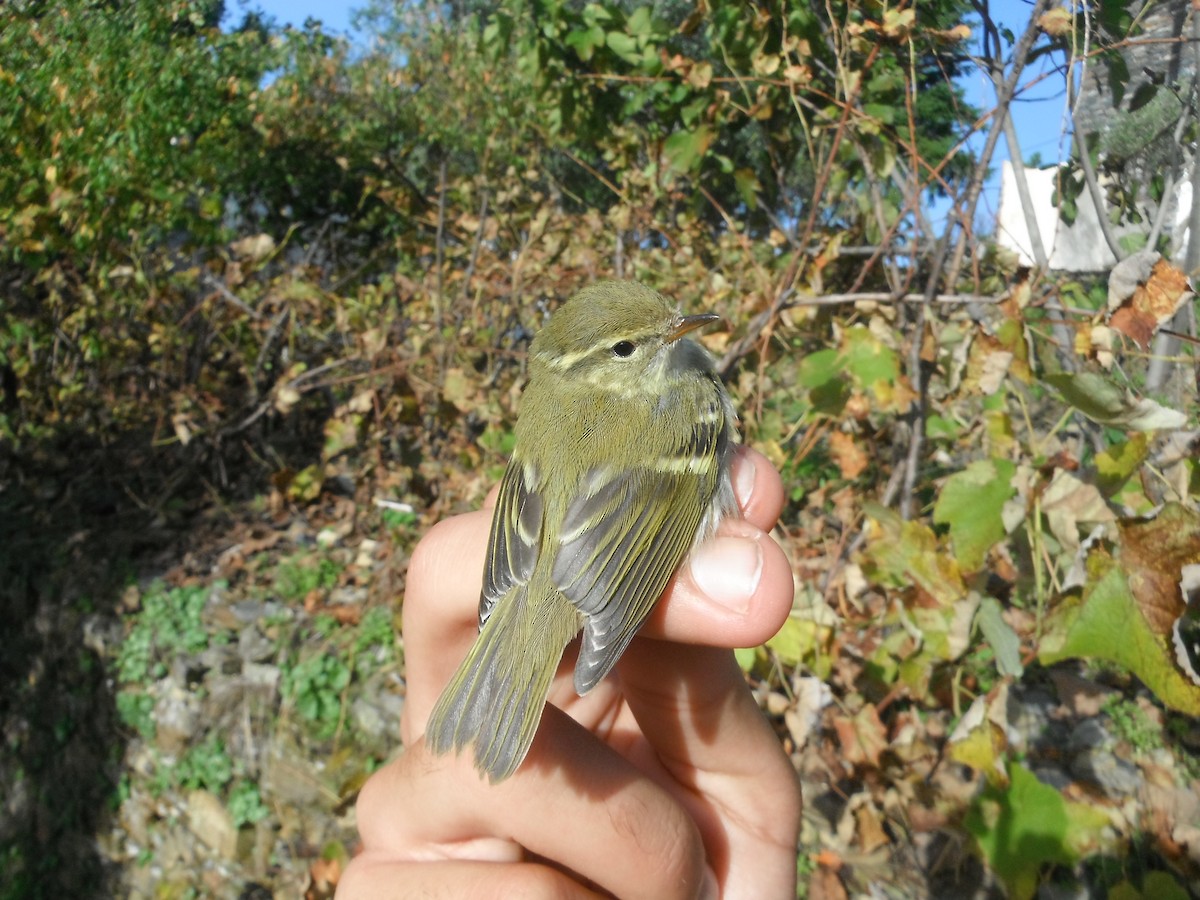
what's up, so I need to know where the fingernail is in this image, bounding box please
[690,535,762,614]
[698,868,720,900]
[734,451,756,507]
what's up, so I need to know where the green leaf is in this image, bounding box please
[842,326,900,387]
[1039,559,1200,715]
[1107,872,1191,900]
[605,30,640,65]
[933,459,1017,571]
[766,615,821,667]
[581,3,614,25]
[733,168,760,209]
[1095,433,1149,496]
[926,414,960,440]
[1045,372,1186,431]
[1106,51,1130,107]
[1128,82,1159,113]
[626,6,652,39]
[862,102,895,126]
[967,763,1110,900]
[662,125,715,174]
[975,596,1023,678]
[797,348,841,388]
[733,646,758,672]
[564,25,605,61]
[862,503,965,607]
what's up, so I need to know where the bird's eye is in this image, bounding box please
[611,340,636,358]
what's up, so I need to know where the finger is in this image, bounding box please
[617,642,802,900]
[641,445,792,645]
[356,707,716,900]
[728,445,785,531]
[643,516,794,648]
[337,856,603,900]
[399,509,493,742]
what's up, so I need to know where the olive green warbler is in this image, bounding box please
[424,280,737,782]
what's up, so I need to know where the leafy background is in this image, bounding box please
[1,0,1198,897]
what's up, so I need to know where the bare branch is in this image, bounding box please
[201,273,263,321]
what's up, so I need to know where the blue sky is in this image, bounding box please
[224,0,358,37]
[226,0,1070,227]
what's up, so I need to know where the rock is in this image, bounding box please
[328,585,367,607]
[1067,717,1111,753]
[154,680,201,754]
[81,612,123,657]
[262,737,329,807]
[187,789,237,859]
[238,624,275,663]
[354,539,380,571]
[242,662,281,691]
[1005,685,1057,753]
[118,784,152,848]
[350,691,403,743]
[1031,765,1072,792]
[1065,718,1137,797]
[229,599,267,624]
[1048,670,1111,717]
[1070,745,1141,798]
[203,641,240,671]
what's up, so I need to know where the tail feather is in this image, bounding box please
[424,591,578,782]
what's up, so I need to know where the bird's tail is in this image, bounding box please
[424,592,578,782]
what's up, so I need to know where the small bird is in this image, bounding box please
[424,280,737,781]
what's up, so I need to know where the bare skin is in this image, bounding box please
[337,447,802,900]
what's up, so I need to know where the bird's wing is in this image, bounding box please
[552,417,723,693]
[479,459,543,630]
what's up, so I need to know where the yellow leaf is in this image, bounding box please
[1038,7,1074,37]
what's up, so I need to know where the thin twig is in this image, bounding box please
[791,292,1001,306]
[897,0,1055,520]
[1069,130,1124,260]
[1147,10,1200,392]
[434,154,449,378]
[201,273,263,321]
[460,188,490,306]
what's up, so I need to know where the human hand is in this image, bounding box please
[338,447,801,899]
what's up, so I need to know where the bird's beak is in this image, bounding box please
[667,312,721,343]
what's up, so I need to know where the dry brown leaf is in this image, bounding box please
[999,269,1033,317]
[919,319,938,364]
[844,390,872,421]
[833,702,888,769]
[828,431,868,479]
[808,863,849,900]
[242,531,284,556]
[855,800,891,852]
[305,856,341,900]
[1118,503,1200,634]
[1038,7,1074,36]
[231,232,276,262]
[1108,257,1191,350]
[1040,469,1115,554]
[964,332,1015,394]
